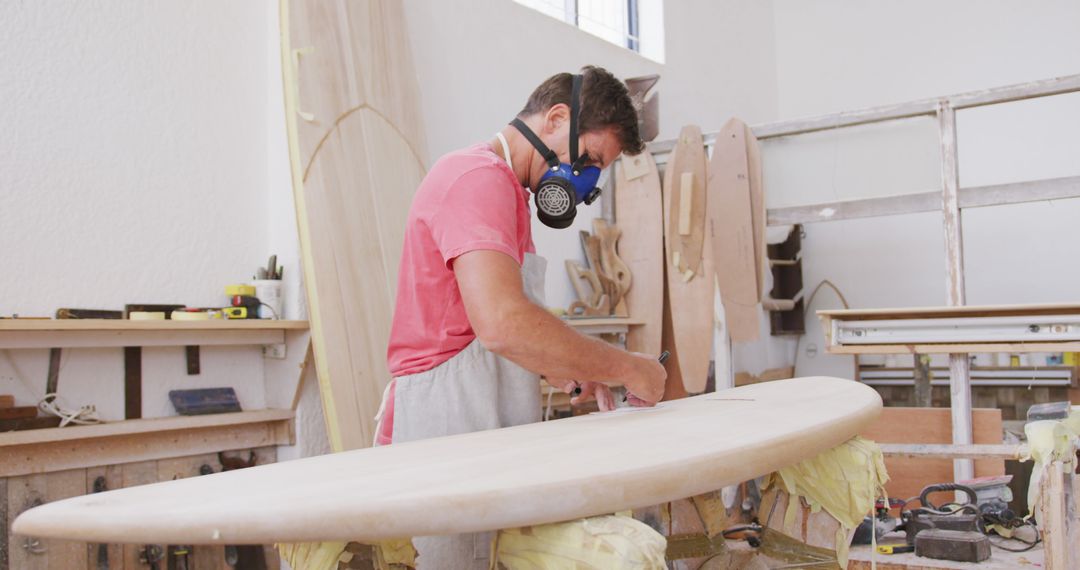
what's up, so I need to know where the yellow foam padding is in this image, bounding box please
[764,436,889,568]
[1022,414,1079,518]
[493,514,667,569]
[128,311,166,320]
[225,284,257,297]
[277,541,348,570]
[276,539,415,570]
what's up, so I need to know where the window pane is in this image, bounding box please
[513,0,567,22]
[577,0,627,47]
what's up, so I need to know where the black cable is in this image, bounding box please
[985,519,1041,552]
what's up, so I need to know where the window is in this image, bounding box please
[514,0,665,62]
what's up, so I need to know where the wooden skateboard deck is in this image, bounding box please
[614,153,664,356]
[282,0,428,451]
[710,118,761,342]
[746,121,767,302]
[14,378,881,545]
[663,126,714,393]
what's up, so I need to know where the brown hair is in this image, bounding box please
[518,66,644,155]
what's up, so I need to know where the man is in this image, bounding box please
[380,66,667,567]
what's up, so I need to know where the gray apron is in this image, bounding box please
[377,252,547,569]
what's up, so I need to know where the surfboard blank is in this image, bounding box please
[282,0,428,451]
[615,153,664,357]
[13,377,881,545]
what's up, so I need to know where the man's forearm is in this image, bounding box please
[479,301,636,383]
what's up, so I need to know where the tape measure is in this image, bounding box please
[222,307,248,319]
[877,544,914,554]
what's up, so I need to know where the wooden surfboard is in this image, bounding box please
[282,0,428,451]
[710,118,761,343]
[13,378,881,545]
[746,120,767,302]
[614,152,663,356]
[663,126,714,393]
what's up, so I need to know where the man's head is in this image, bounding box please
[516,66,643,186]
[507,66,642,228]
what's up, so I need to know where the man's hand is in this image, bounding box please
[572,381,616,411]
[544,377,578,394]
[547,377,617,411]
[621,352,666,406]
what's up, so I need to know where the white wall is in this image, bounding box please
[402,0,779,311]
[0,2,277,419]
[769,0,1080,376]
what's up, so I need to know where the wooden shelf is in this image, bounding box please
[0,409,295,477]
[818,302,1080,321]
[563,317,645,335]
[0,319,309,349]
[828,341,1080,355]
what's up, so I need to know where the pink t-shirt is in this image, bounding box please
[386,143,535,377]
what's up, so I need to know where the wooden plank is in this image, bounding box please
[827,341,1080,355]
[646,74,1080,151]
[768,190,942,226]
[0,407,37,421]
[0,329,284,350]
[913,354,932,407]
[819,301,1080,320]
[1037,465,1071,570]
[85,465,121,570]
[120,461,160,570]
[948,73,1080,110]
[859,407,1003,503]
[43,470,85,569]
[939,98,974,483]
[609,152,663,356]
[0,396,12,408]
[158,454,226,569]
[709,118,759,342]
[0,410,293,446]
[879,443,1024,460]
[7,474,47,570]
[12,378,881,544]
[663,125,714,392]
[766,176,1080,226]
[0,411,293,478]
[123,346,141,420]
[0,320,308,332]
[849,542,1044,569]
[0,478,7,570]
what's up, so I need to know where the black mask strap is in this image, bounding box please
[510,118,559,170]
[511,74,587,173]
[569,73,582,171]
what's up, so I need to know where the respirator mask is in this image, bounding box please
[511,74,606,229]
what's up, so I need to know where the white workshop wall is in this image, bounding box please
[402,0,779,311]
[769,0,1080,377]
[0,2,272,420]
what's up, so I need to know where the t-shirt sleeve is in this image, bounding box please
[428,165,522,268]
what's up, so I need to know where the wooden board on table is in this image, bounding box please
[282,0,428,451]
[14,378,881,545]
[663,125,714,393]
[710,118,761,342]
[860,407,1004,503]
[614,152,664,357]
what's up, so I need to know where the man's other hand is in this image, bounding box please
[622,352,666,406]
